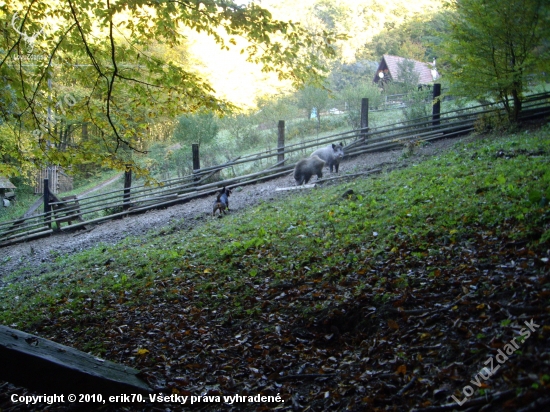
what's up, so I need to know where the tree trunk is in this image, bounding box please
[511,88,522,123]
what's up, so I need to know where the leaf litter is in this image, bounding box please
[1,126,550,411]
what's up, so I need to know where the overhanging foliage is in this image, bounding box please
[0,0,342,177]
[439,0,550,122]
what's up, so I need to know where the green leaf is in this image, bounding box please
[528,190,542,204]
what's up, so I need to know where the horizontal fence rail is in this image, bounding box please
[1,91,549,248]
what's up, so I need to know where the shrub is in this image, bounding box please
[474,110,512,134]
[338,81,383,129]
[402,90,431,128]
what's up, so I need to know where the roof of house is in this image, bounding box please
[374,55,439,85]
[0,176,16,190]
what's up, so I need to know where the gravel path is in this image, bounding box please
[0,136,470,280]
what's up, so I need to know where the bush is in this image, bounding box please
[103,205,124,216]
[239,129,262,147]
[474,110,512,134]
[402,90,431,128]
[320,115,347,132]
[287,119,319,139]
[338,81,383,129]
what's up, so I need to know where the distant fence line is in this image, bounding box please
[1,88,549,248]
[258,88,449,131]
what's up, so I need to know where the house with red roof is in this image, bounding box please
[373,55,439,86]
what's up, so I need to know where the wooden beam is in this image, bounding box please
[275,184,316,191]
[316,169,382,184]
[0,229,53,248]
[0,325,152,396]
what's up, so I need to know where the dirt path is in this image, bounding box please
[77,172,123,197]
[0,135,472,280]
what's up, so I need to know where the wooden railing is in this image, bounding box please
[1,91,549,248]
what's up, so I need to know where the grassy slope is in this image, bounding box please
[1,125,550,410]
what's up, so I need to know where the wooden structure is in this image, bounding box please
[373,55,439,86]
[50,194,85,228]
[0,176,16,202]
[0,325,152,396]
[35,166,73,195]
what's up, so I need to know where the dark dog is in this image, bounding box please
[212,187,232,216]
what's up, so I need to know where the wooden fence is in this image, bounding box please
[34,166,73,195]
[1,90,549,248]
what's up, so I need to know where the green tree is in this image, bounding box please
[356,2,446,62]
[169,148,193,179]
[338,80,382,129]
[173,112,219,149]
[439,0,550,122]
[399,39,427,62]
[329,60,378,92]
[397,58,420,91]
[0,0,340,178]
[296,84,331,127]
[221,113,260,147]
[255,94,297,129]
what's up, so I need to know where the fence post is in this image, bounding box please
[123,167,132,211]
[277,120,285,165]
[432,83,441,127]
[360,98,369,141]
[192,144,200,181]
[43,178,51,229]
